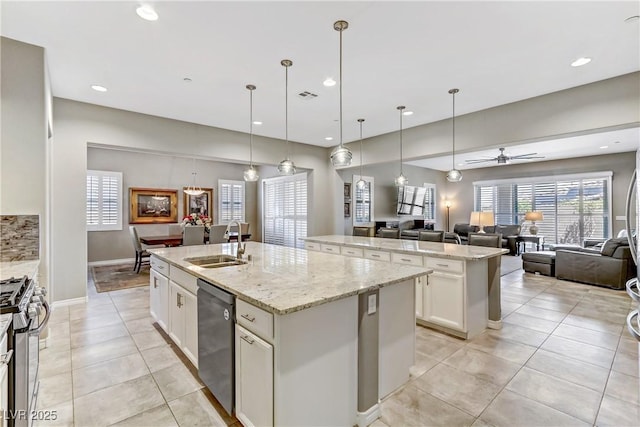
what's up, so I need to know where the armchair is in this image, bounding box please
[452,223,480,244]
[483,224,521,255]
[555,238,636,290]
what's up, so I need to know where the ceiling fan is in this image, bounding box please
[465,147,545,165]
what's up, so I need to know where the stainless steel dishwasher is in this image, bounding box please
[197,278,235,415]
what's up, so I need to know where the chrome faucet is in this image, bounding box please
[225,220,245,260]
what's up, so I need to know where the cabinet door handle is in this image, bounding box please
[241,313,255,322]
[241,335,255,345]
[401,258,412,262]
[177,292,183,308]
[436,263,449,268]
[0,350,13,365]
[153,278,158,289]
[371,254,380,258]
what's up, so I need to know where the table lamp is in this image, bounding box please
[525,211,543,235]
[469,211,495,233]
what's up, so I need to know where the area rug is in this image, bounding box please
[90,263,149,293]
[501,255,523,276]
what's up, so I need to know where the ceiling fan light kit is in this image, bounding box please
[446,88,463,183]
[330,20,353,168]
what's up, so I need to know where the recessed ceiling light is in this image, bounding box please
[253,121,262,125]
[136,4,158,21]
[323,78,336,87]
[571,57,591,67]
[625,15,639,23]
[613,141,621,144]
[402,111,414,116]
[600,145,609,149]
[325,136,334,141]
[91,85,107,92]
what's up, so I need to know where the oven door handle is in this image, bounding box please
[29,300,51,335]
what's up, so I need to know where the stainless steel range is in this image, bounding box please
[0,276,49,427]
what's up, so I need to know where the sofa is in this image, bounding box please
[555,237,636,290]
[399,219,435,240]
[452,223,480,244]
[483,224,522,255]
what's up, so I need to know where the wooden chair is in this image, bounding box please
[418,230,445,242]
[129,226,153,273]
[183,225,205,246]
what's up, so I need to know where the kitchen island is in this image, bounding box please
[148,241,429,427]
[301,235,508,337]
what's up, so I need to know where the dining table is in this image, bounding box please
[139,234,183,247]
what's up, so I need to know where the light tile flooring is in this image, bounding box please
[37,268,639,426]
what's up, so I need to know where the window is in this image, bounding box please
[423,183,436,222]
[86,170,122,231]
[263,173,307,248]
[474,172,612,245]
[353,175,374,225]
[218,180,245,224]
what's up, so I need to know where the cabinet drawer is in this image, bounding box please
[426,257,464,274]
[170,267,198,294]
[321,244,341,254]
[341,247,364,258]
[150,256,169,275]
[364,250,391,262]
[237,299,273,341]
[392,253,423,266]
[304,242,320,251]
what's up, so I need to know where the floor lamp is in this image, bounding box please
[445,200,451,232]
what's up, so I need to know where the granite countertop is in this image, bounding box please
[149,242,429,315]
[0,260,40,280]
[0,314,12,336]
[301,235,508,260]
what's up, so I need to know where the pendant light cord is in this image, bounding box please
[452,91,456,168]
[339,26,343,149]
[359,119,364,177]
[285,63,289,159]
[249,86,254,167]
[400,110,403,174]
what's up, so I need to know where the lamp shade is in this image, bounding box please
[470,211,495,232]
[525,211,543,221]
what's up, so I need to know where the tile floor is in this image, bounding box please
[36,268,639,426]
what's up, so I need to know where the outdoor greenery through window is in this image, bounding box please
[353,175,374,225]
[86,170,123,231]
[474,172,612,245]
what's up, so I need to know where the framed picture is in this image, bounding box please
[129,188,178,224]
[183,187,213,221]
[344,183,351,201]
[344,202,351,217]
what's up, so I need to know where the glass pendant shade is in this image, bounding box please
[446,169,463,182]
[446,88,463,183]
[356,178,367,190]
[330,145,352,167]
[244,84,259,182]
[330,20,352,167]
[243,166,259,182]
[277,159,296,175]
[395,173,408,187]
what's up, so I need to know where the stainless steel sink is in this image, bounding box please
[184,255,246,268]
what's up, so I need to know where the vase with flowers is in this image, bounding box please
[181,213,211,233]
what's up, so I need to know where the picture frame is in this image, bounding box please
[344,183,351,201]
[129,187,178,224]
[183,187,213,221]
[344,202,351,217]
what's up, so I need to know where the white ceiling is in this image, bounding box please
[2,1,639,153]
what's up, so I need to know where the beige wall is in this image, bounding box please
[444,152,635,237]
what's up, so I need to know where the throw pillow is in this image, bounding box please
[600,237,629,257]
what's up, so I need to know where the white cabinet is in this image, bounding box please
[150,268,169,331]
[1,333,8,427]
[415,276,425,318]
[235,325,273,427]
[168,281,198,367]
[423,271,465,331]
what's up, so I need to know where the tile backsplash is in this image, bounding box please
[0,215,40,262]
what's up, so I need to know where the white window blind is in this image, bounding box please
[474,172,611,245]
[86,170,122,231]
[218,180,245,224]
[263,173,307,248]
[353,175,374,225]
[423,183,436,222]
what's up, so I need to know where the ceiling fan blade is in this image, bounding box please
[509,153,538,158]
[465,158,495,164]
[512,155,545,160]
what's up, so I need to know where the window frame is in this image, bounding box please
[352,175,375,226]
[262,172,308,248]
[218,179,246,224]
[86,170,123,232]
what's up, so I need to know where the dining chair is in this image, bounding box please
[208,224,228,244]
[379,228,400,239]
[418,230,445,242]
[240,222,250,235]
[468,233,502,248]
[183,225,205,246]
[168,224,182,235]
[129,226,153,273]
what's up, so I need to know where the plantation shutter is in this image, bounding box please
[86,170,123,231]
[263,173,307,248]
[219,180,245,224]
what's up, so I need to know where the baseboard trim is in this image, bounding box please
[487,319,503,330]
[51,296,88,308]
[356,403,381,427]
[88,258,134,267]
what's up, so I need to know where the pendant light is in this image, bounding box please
[243,84,259,182]
[446,88,463,182]
[394,106,408,187]
[330,20,353,167]
[184,157,204,196]
[278,59,296,175]
[355,119,367,190]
